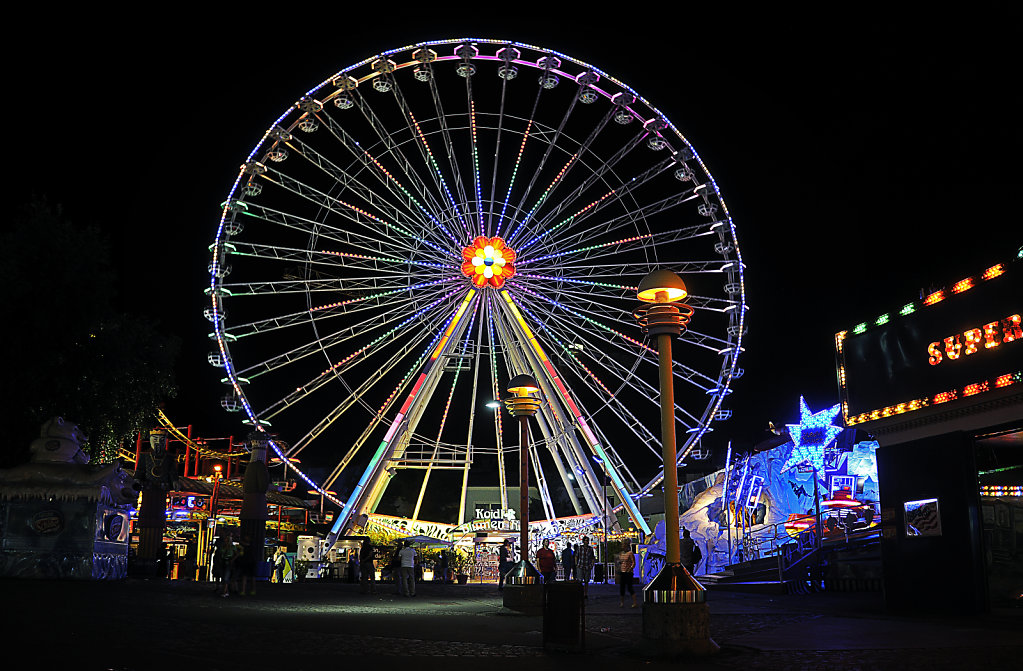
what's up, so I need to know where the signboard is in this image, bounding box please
[836,259,1022,426]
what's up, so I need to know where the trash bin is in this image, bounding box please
[543,581,585,652]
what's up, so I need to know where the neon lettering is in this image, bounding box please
[943,335,962,360]
[984,321,1001,349]
[1003,314,1021,343]
[929,314,1020,365]
[963,328,982,356]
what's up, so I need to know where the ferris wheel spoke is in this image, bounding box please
[259,319,439,423]
[467,86,486,238]
[310,109,456,240]
[313,299,464,471]
[346,86,455,222]
[530,259,734,278]
[287,322,442,458]
[425,68,475,232]
[282,133,451,247]
[516,300,703,436]
[504,87,589,244]
[507,109,634,245]
[260,290,460,420]
[485,65,514,238]
[514,273,636,296]
[221,278,455,340]
[524,220,713,269]
[514,284,721,398]
[316,102,459,246]
[383,72,473,240]
[235,204,411,258]
[216,278,367,297]
[533,188,707,257]
[260,168,455,260]
[231,200,437,262]
[235,284,458,381]
[514,156,676,254]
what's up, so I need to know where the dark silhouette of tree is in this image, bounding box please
[0,199,178,465]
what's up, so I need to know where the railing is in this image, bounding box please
[726,503,880,585]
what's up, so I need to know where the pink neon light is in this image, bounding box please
[382,413,405,444]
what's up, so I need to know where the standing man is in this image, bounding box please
[398,540,417,597]
[560,542,575,581]
[680,527,698,575]
[497,538,514,591]
[359,538,376,594]
[536,539,557,585]
[575,536,596,598]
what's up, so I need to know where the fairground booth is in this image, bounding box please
[836,252,1022,611]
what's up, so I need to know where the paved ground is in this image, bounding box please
[3,577,1020,669]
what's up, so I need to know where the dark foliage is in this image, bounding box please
[0,199,178,465]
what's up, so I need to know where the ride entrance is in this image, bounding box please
[205,38,746,546]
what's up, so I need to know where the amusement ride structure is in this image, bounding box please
[205,38,746,546]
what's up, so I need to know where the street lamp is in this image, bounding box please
[502,373,544,613]
[633,269,718,655]
[592,454,609,582]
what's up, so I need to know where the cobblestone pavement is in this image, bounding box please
[4,578,1019,670]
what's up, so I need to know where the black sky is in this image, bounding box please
[8,7,1020,478]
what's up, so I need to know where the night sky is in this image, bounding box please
[10,8,1020,491]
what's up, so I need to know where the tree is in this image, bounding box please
[0,199,178,465]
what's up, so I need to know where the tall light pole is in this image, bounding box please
[503,373,544,613]
[593,454,609,582]
[633,269,718,655]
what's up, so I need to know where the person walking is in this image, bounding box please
[398,540,417,597]
[575,536,596,598]
[497,538,514,592]
[535,539,557,585]
[273,546,287,584]
[213,533,235,596]
[359,538,376,594]
[560,543,575,580]
[617,544,637,608]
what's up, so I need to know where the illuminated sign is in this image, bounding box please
[927,314,1020,365]
[837,259,1022,426]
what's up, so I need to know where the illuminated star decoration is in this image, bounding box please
[781,396,844,473]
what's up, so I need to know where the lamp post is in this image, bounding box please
[592,454,609,582]
[633,269,718,655]
[502,373,544,614]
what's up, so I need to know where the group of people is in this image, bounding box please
[216,527,701,605]
[498,535,601,596]
[211,531,261,597]
[355,538,450,597]
[506,530,703,609]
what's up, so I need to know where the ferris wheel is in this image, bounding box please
[206,38,746,542]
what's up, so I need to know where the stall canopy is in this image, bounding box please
[402,535,452,548]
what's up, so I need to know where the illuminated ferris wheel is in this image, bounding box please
[206,38,746,541]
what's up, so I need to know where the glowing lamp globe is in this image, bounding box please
[637,269,688,303]
[507,374,539,396]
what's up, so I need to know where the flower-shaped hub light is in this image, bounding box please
[461,236,516,288]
